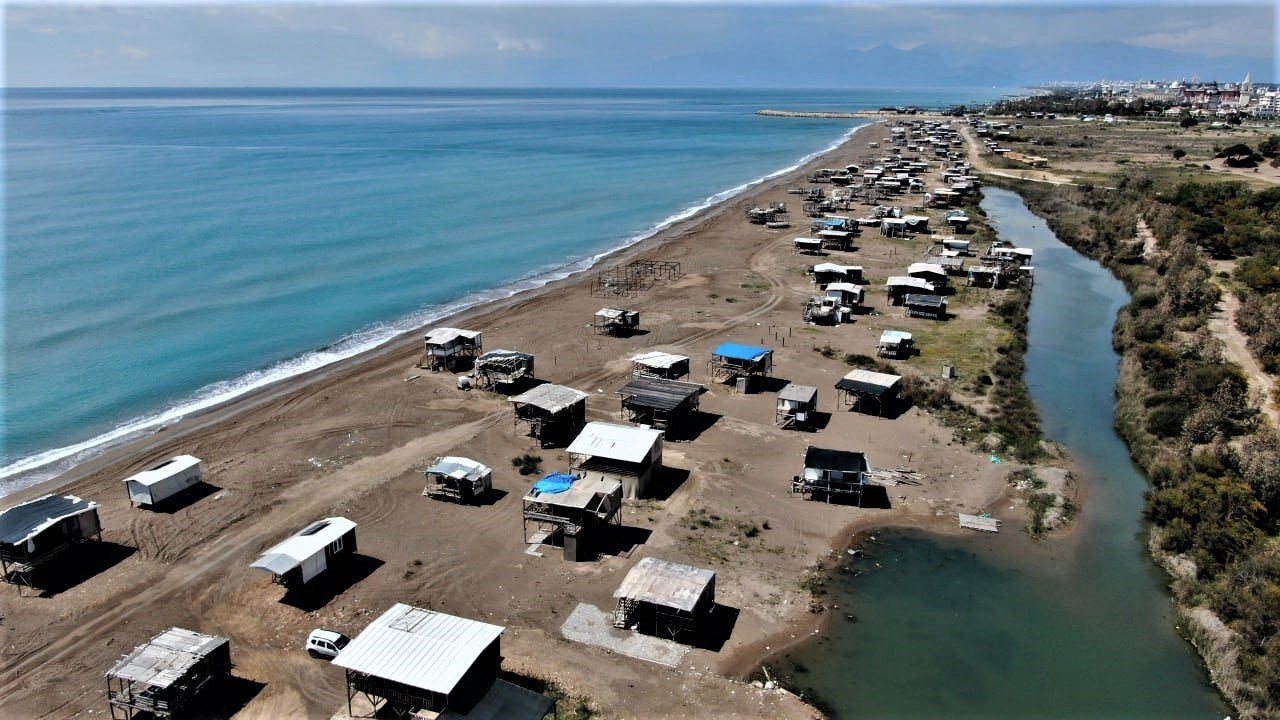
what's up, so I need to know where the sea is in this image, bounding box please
[3,87,1003,495]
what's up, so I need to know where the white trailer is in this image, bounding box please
[123,455,203,506]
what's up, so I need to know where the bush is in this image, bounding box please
[511,454,542,476]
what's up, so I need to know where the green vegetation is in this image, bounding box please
[511,453,542,476]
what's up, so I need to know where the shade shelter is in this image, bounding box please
[835,369,903,416]
[522,473,623,562]
[593,308,640,336]
[942,238,971,254]
[904,294,948,320]
[793,237,823,255]
[251,517,357,589]
[105,628,232,720]
[631,351,691,380]
[776,384,819,429]
[419,328,482,372]
[333,604,549,718]
[612,557,715,642]
[0,494,101,593]
[816,229,854,251]
[877,330,914,359]
[508,384,588,447]
[616,376,705,435]
[423,457,493,504]
[472,350,534,390]
[123,455,202,507]
[811,263,863,288]
[567,422,663,500]
[708,342,773,386]
[791,447,872,505]
[925,255,966,275]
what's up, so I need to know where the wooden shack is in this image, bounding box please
[904,293,948,320]
[419,328,482,371]
[250,516,358,589]
[835,369,903,416]
[593,308,640,336]
[105,628,232,720]
[877,330,914,359]
[631,351,691,380]
[612,557,715,643]
[617,376,705,435]
[509,384,588,447]
[708,342,773,389]
[0,494,101,592]
[792,447,872,505]
[123,455,202,507]
[522,473,623,562]
[776,384,819,429]
[793,237,823,255]
[825,282,863,309]
[567,422,663,500]
[422,456,493,504]
[472,349,535,390]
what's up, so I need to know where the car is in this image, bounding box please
[306,629,350,660]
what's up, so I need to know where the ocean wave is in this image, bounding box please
[0,121,868,496]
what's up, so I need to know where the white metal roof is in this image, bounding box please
[777,384,818,403]
[879,330,913,344]
[251,517,356,575]
[595,307,625,319]
[424,328,481,345]
[824,282,860,294]
[613,557,714,613]
[886,276,935,291]
[632,351,689,370]
[425,457,491,483]
[813,263,860,274]
[508,384,588,413]
[908,262,948,276]
[841,368,903,389]
[123,455,201,488]
[105,627,229,689]
[332,604,504,695]
[567,422,662,464]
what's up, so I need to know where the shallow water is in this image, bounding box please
[779,187,1229,718]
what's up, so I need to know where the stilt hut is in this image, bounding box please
[616,376,705,435]
[123,455,203,507]
[811,263,863,288]
[0,494,101,592]
[105,628,232,720]
[708,342,773,389]
[879,217,908,237]
[877,330,914,359]
[422,456,493,504]
[904,294,948,320]
[522,473,622,562]
[334,604,554,719]
[593,308,640,336]
[251,517,358,589]
[776,384,819,429]
[567,422,663,500]
[835,369,902,416]
[886,276,935,305]
[419,328,482,371]
[509,384,588,447]
[612,557,715,643]
[925,255,966,276]
[945,209,970,231]
[631,351,691,380]
[791,447,872,504]
[817,229,854,251]
[472,349,535,390]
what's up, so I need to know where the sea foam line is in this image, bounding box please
[0,121,868,496]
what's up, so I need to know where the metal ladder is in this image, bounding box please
[613,598,638,629]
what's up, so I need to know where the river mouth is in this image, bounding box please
[775,187,1230,718]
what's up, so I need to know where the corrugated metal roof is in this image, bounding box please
[631,351,689,370]
[813,263,860,275]
[777,384,818,403]
[105,627,229,689]
[332,604,504,695]
[613,557,714,612]
[885,276,935,291]
[508,384,587,413]
[567,422,662,464]
[879,330,913,344]
[250,517,355,574]
[425,457,491,483]
[904,294,947,308]
[123,455,201,488]
[0,494,98,546]
[618,377,704,413]
[803,447,871,474]
[836,369,903,397]
[908,262,948,277]
[437,679,555,720]
[424,328,482,345]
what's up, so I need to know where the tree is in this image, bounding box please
[1172,148,1187,160]
[1180,115,1199,128]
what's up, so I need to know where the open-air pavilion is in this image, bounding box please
[835,369,902,416]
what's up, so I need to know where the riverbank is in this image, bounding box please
[1,119,1053,719]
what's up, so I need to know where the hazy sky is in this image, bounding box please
[5,2,1277,87]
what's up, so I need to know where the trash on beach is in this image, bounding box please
[989,454,1003,463]
[403,374,421,382]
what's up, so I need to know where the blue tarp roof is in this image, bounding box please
[820,219,845,227]
[711,343,772,362]
[532,473,576,494]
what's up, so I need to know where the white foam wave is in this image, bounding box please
[0,121,868,496]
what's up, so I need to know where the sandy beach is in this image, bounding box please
[0,118,1046,719]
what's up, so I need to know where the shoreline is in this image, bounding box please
[1,117,1054,719]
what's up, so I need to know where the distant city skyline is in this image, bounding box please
[5,2,1276,88]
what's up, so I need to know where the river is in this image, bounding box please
[778,187,1230,718]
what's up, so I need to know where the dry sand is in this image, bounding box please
[0,119,1047,719]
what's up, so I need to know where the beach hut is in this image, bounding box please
[879,218,908,237]
[907,262,950,287]
[250,517,357,589]
[945,209,970,231]
[0,494,101,593]
[776,384,819,429]
[903,215,930,233]
[816,229,854,251]
[811,263,863,288]
[825,282,863,309]
[105,628,232,720]
[616,376,705,435]
[792,237,823,255]
[509,384,588,447]
[925,255,966,276]
[567,422,663,500]
[334,604,554,719]
[904,294,948,320]
[612,557,715,643]
[593,308,641,336]
[877,330,914,359]
[522,473,623,562]
[419,328,482,372]
[122,455,202,507]
[885,276,935,305]
[791,447,872,505]
[967,264,1005,288]
[835,369,903,416]
[708,342,773,389]
[632,351,691,380]
[422,456,493,504]
[471,349,535,390]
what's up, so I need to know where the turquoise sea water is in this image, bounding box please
[3,87,1000,493]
